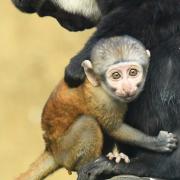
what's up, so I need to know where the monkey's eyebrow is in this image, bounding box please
[113,60,123,64]
[112,60,141,65]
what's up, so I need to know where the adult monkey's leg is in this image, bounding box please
[107,176,163,180]
[78,150,180,180]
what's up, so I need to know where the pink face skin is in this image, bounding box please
[106,62,144,102]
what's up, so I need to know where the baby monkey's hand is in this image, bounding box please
[107,151,130,164]
[155,131,178,152]
[106,144,130,164]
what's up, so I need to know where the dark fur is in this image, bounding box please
[78,34,180,180]
[66,0,180,179]
[38,0,96,31]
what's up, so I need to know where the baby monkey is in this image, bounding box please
[16,36,177,180]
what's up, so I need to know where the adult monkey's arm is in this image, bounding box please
[11,0,102,87]
[11,0,140,88]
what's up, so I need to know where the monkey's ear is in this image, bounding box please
[81,60,99,87]
[146,50,151,58]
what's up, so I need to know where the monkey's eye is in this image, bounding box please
[112,72,121,79]
[129,69,138,76]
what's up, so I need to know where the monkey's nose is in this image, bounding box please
[11,0,39,13]
[123,90,137,98]
[125,86,138,96]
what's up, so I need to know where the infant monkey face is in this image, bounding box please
[106,62,144,102]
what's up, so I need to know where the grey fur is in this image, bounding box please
[91,35,150,75]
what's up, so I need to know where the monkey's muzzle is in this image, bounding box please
[11,0,58,16]
[11,0,96,31]
[11,0,41,13]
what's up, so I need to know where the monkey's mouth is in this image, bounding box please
[11,0,62,16]
[124,96,136,101]
[117,94,137,102]
[116,91,136,98]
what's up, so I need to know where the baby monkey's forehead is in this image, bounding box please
[106,61,143,72]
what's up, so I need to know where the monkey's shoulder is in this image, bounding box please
[43,80,87,112]
[41,80,87,138]
[82,80,127,123]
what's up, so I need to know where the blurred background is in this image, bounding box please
[0,1,94,179]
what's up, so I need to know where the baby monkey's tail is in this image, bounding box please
[15,151,59,180]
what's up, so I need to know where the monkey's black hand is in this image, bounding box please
[78,156,116,180]
[64,59,86,88]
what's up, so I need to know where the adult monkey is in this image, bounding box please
[12,0,180,179]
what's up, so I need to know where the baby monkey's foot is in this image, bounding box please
[155,130,178,152]
[106,152,130,164]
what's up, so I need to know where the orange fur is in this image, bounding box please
[42,79,126,155]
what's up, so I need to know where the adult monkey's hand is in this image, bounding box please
[64,35,99,87]
[78,156,116,180]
